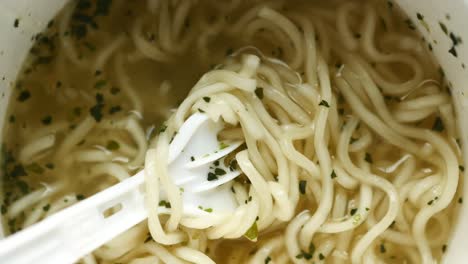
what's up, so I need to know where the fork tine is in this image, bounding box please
[184,140,243,168]
[168,113,221,163]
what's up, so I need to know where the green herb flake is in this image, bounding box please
[449,46,458,57]
[158,200,171,208]
[190,156,195,161]
[70,23,86,39]
[416,13,430,31]
[303,252,312,260]
[214,168,226,176]
[308,243,316,258]
[439,67,446,78]
[110,87,120,95]
[95,0,113,16]
[106,140,120,151]
[207,172,218,181]
[26,163,44,174]
[89,93,105,122]
[459,197,463,204]
[319,253,325,260]
[8,218,17,233]
[350,208,358,216]
[319,100,330,107]
[299,180,307,194]
[43,204,50,212]
[96,92,104,104]
[244,221,258,241]
[439,22,448,35]
[203,96,211,103]
[459,165,465,172]
[89,104,104,121]
[204,208,213,213]
[219,142,229,150]
[109,105,122,114]
[331,170,337,179]
[76,194,85,200]
[10,164,27,178]
[17,180,30,194]
[387,1,393,9]
[14,19,19,28]
[41,115,53,125]
[264,256,271,264]
[255,88,264,99]
[449,32,462,46]
[158,124,167,134]
[380,243,386,253]
[432,117,444,132]
[442,244,447,253]
[365,153,373,163]
[17,90,31,102]
[405,19,416,30]
[94,80,107,89]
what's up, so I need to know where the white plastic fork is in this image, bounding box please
[0,113,243,264]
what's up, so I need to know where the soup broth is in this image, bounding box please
[0,0,463,263]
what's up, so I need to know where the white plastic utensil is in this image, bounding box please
[0,113,243,264]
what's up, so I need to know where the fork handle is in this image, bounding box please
[0,171,147,264]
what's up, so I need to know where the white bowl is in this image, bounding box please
[0,0,466,263]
